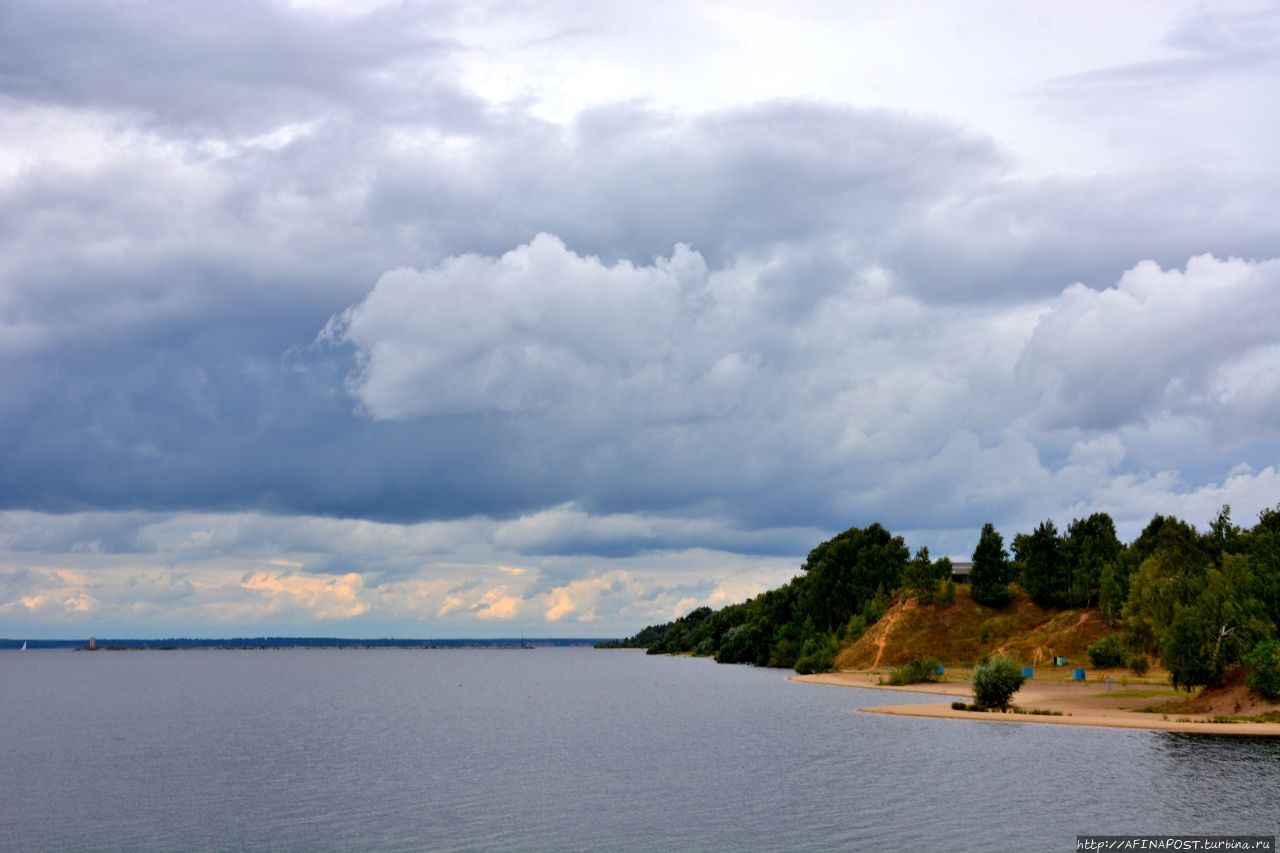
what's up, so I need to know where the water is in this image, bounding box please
[1,648,1276,852]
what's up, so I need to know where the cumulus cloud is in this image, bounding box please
[1017,254,1280,431]
[324,233,711,419]
[544,572,642,623]
[239,570,368,620]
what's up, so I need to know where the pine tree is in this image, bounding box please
[971,523,1011,606]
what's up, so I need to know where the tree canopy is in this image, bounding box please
[600,505,1280,694]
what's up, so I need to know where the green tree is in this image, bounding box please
[1244,504,1280,628]
[1161,554,1270,690]
[1016,519,1065,608]
[1098,546,1138,626]
[1244,639,1280,701]
[901,546,939,605]
[970,523,1011,606]
[1063,512,1121,609]
[972,655,1026,711]
[1123,525,1210,656]
[798,523,910,634]
[716,622,769,666]
[1206,504,1244,564]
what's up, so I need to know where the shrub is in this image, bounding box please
[842,614,868,642]
[1244,639,1280,701]
[887,658,943,685]
[950,701,968,711]
[1087,634,1128,668]
[979,625,989,644]
[972,655,1026,711]
[716,623,767,666]
[793,633,838,675]
[1129,654,1150,676]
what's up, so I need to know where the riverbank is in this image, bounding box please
[793,670,1280,736]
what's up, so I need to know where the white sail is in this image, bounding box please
[20,641,26,650]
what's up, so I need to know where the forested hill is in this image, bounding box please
[598,507,1280,695]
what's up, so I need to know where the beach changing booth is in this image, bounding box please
[1072,668,1086,682]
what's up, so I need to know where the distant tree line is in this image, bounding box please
[598,505,1280,696]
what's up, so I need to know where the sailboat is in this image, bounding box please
[20,641,26,650]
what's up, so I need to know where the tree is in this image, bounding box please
[1123,524,1210,656]
[970,523,1011,606]
[716,622,769,666]
[799,523,909,633]
[901,546,939,605]
[1099,546,1138,626]
[1161,554,1270,691]
[972,655,1026,711]
[1063,513,1121,609]
[1244,504,1280,628]
[1016,519,1065,608]
[1244,639,1280,701]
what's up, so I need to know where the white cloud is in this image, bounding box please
[1017,254,1280,431]
[544,572,640,623]
[324,233,709,419]
[239,571,367,620]
[469,586,522,620]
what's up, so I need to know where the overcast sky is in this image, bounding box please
[2,0,1278,638]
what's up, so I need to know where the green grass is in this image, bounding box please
[1208,712,1280,724]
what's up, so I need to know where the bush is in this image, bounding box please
[1129,654,1150,676]
[793,633,838,675]
[1244,639,1280,701]
[1087,634,1128,668]
[972,655,1025,711]
[950,701,968,711]
[842,614,868,642]
[716,623,768,666]
[887,658,943,685]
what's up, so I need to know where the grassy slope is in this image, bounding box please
[834,584,1113,670]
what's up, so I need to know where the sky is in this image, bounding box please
[2,0,1279,638]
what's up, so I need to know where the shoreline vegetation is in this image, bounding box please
[599,505,1280,735]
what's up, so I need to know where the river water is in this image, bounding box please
[1,647,1276,851]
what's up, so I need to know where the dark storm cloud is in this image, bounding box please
[0,0,1276,567]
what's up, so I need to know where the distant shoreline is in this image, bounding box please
[792,671,1280,737]
[1,638,603,651]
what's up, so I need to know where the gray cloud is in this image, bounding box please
[1048,5,1280,87]
[0,1,1277,634]
[0,0,479,133]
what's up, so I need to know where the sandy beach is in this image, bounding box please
[793,670,1280,736]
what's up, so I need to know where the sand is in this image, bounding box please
[792,670,1280,736]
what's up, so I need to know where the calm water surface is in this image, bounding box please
[1,648,1277,852]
